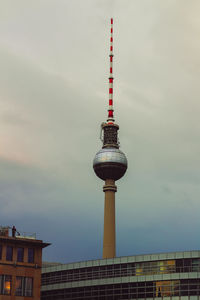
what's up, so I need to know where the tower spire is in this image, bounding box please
[107,18,114,124]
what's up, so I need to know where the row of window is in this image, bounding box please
[0,245,34,263]
[41,279,200,300]
[42,258,200,285]
[0,274,33,297]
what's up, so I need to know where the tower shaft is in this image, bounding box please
[103,179,117,258]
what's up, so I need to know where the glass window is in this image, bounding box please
[156,281,170,297]
[15,277,33,297]
[3,275,11,295]
[135,266,143,275]
[6,246,13,261]
[0,245,2,260]
[127,263,135,276]
[158,260,175,274]
[176,259,184,272]
[28,248,34,263]
[138,282,145,297]
[25,277,33,297]
[189,279,200,296]
[192,259,200,272]
[183,258,191,272]
[17,247,24,262]
[136,260,175,276]
[156,280,179,297]
[146,281,154,298]
[181,280,189,296]
[15,277,23,296]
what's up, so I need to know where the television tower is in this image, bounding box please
[93,18,128,259]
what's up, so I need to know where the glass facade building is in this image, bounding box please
[41,250,200,300]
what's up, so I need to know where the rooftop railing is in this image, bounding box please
[0,226,36,239]
[16,232,36,240]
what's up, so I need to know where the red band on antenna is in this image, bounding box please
[107,18,114,123]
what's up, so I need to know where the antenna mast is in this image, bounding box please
[107,18,114,124]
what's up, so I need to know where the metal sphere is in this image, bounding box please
[93,148,128,181]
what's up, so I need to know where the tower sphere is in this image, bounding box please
[93,148,127,181]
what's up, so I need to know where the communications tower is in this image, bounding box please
[93,19,128,259]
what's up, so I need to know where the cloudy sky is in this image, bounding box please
[0,0,200,263]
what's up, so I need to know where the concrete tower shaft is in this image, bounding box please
[103,179,117,258]
[93,19,127,259]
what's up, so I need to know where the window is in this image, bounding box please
[28,248,34,263]
[15,277,33,297]
[6,246,13,261]
[184,259,191,272]
[192,259,200,272]
[135,260,175,276]
[15,277,23,296]
[25,277,33,297]
[3,275,12,295]
[17,247,24,262]
[156,280,180,297]
[0,245,2,259]
[0,275,12,295]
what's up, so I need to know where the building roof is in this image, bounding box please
[0,235,50,248]
[42,250,200,273]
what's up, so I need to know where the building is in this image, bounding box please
[41,250,200,299]
[0,226,50,299]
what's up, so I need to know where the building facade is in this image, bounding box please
[41,250,200,300]
[0,226,49,300]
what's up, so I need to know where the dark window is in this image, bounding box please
[184,259,191,272]
[6,246,13,261]
[28,248,34,263]
[146,282,154,298]
[15,276,33,297]
[0,245,2,260]
[138,282,145,298]
[181,280,189,296]
[25,277,33,297]
[176,259,183,272]
[17,247,24,262]
[15,277,23,296]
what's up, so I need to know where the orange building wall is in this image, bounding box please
[0,237,48,300]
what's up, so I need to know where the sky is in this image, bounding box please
[0,0,200,263]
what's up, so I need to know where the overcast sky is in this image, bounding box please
[0,0,200,263]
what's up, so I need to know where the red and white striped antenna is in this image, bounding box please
[107,18,114,124]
